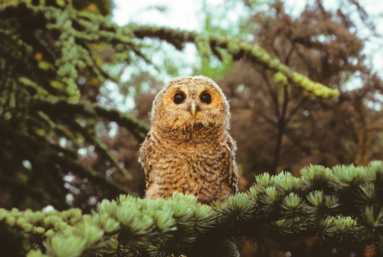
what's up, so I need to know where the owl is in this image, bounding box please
[138,75,238,204]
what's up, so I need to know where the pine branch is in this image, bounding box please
[1,161,383,257]
[49,153,134,197]
[31,99,149,142]
[0,176,66,209]
[93,105,150,142]
[71,120,132,180]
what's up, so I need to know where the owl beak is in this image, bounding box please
[190,100,197,118]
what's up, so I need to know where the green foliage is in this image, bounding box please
[0,0,146,210]
[2,161,383,256]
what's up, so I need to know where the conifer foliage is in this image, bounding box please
[1,161,383,256]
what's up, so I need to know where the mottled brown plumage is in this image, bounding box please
[139,75,238,204]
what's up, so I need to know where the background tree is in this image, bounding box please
[212,1,383,255]
[218,0,383,179]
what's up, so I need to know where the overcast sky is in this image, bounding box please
[112,0,307,29]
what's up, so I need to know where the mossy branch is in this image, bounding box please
[132,25,339,98]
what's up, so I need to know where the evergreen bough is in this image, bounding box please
[1,161,383,256]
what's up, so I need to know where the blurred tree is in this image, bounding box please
[212,0,383,256]
[217,0,383,178]
[0,0,149,212]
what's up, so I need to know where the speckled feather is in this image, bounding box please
[139,76,238,204]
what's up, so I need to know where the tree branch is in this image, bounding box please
[0,176,68,210]
[31,99,150,143]
[50,153,134,197]
[131,25,339,98]
[285,96,309,125]
[261,70,280,117]
[272,85,289,174]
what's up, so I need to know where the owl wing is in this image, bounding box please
[226,134,239,194]
[138,132,153,187]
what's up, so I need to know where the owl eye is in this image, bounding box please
[200,92,211,104]
[173,92,186,104]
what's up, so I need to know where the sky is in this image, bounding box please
[113,0,207,30]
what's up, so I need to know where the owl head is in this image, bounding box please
[150,75,230,131]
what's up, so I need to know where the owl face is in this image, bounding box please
[150,76,230,131]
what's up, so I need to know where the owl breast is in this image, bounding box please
[140,126,237,204]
